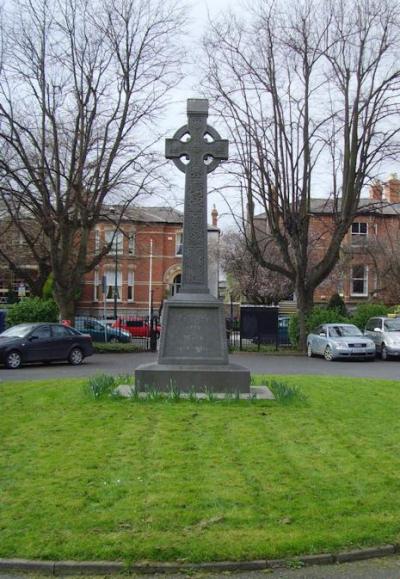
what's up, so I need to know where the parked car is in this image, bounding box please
[112,317,161,338]
[307,323,375,361]
[0,323,94,369]
[364,316,400,360]
[75,317,131,343]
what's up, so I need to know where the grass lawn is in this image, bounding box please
[1,374,400,563]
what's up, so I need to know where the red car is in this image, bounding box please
[112,318,161,338]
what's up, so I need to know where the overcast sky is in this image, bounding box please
[154,0,241,231]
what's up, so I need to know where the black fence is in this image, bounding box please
[226,307,291,350]
[74,315,160,352]
[74,308,292,353]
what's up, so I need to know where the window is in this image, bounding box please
[175,232,183,255]
[351,265,368,296]
[351,222,368,243]
[105,230,123,254]
[51,325,71,337]
[95,229,100,252]
[128,234,135,255]
[365,318,377,331]
[128,271,134,301]
[30,326,51,339]
[171,273,181,296]
[93,269,99,302]
[105,269,122,301]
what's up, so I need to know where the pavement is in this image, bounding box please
[2,555,400,578]
[1,351,400,381]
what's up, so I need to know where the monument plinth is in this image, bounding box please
[135,99,250,393]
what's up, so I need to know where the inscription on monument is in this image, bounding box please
[163,308,224,359]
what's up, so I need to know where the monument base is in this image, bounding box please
[135,362,251,393]
[134,292,251,394]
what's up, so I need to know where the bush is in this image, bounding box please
[351,302,389,330]
[94,342,147,353]
[6,298,59,327]
[327,293,347,317]
[289,306,350,347]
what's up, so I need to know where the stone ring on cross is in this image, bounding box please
[166,123,228,175]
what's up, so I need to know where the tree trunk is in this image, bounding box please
[53,288,77,326]
[296,288,314,352]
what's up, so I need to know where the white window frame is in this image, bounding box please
[105,269,122,301]
[93,269,99,302]
[105,230,123,255]
[351,265,368,297]
[175,231,183,256]
[351,222,368,243]
[95,229,100,253]
[128,233,135,255]
[127,271,134,302]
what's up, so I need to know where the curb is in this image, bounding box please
[0,544,398,575]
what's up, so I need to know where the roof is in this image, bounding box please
[109,205,220,230]
[120,206,184,223]
[255,197,400,219]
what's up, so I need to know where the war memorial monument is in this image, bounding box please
[135,99,250,393]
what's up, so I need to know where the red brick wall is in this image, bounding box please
[77,221,183,316]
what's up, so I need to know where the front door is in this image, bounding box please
[25,325,53,362]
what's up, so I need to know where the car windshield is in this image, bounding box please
[1,324,33,338]
[328,325,362,337]
[384,319,400,332]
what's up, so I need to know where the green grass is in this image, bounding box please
[1,374,400,563]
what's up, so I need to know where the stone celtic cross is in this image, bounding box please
[165,99,228,294]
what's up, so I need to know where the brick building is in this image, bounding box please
[254,176,400,309]
[0,204,220,316]
[77,205,221,317]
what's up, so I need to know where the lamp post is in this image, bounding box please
[114,233,119,319]
[148,238,153,322]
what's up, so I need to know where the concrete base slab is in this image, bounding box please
[114,384,273,400]
[134,361,251,393]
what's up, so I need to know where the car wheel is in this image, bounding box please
[307,343,314,358]
[109,337,118,344]
[5,350,22,369]
[381,344,389,361]
[68,347,83,365]
[324,345,334,361]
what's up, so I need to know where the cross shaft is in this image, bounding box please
[165,99,228,295]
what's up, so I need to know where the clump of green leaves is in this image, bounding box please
[268,379,308,405]
[289,306,349,347]
[351,302,389,330]
[6,297,59,326]
[85,374,116,399]
[85,373,134,400]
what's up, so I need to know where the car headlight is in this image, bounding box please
[332,342,347,350]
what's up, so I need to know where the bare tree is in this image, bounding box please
[221,230,293,304]
[0,0,185,320]
[203,0,400,349]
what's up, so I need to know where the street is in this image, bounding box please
[0,351,399,381]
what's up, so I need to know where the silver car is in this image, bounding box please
[364,316,400,360]
[307,323,376,361]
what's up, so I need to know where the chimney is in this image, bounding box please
[384,173,400,203]
[211,204,218,227]
[369,179,383,201]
